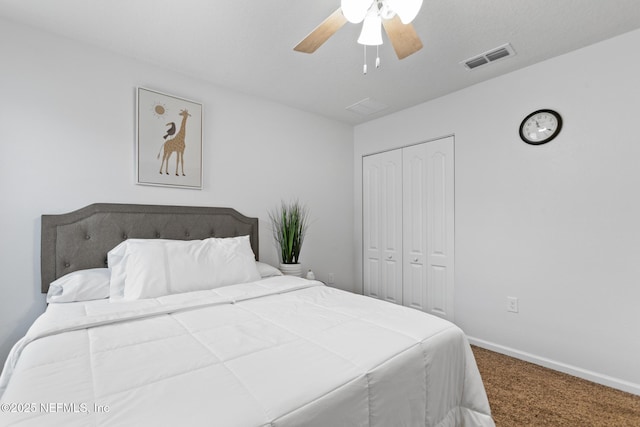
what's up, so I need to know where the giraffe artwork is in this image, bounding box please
[157,109,190,176]
[136,87,202,189]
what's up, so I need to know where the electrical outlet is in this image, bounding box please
[327,273,335,285]
[507,297,519,313]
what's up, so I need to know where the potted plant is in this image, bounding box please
[269,200,309,277]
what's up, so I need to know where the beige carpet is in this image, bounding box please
[472,346,640,426]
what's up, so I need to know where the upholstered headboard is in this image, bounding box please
[41,203,259,293]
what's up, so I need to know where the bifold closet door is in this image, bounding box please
[362,149,403,304]
[403,137,454,319]
[402,143,428,311]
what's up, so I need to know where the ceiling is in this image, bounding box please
[2,0,640,125]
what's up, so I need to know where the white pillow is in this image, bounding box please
[108,236,261,301]
[47,268,111,303]
[256,261,283,278]
[107,239,130,300]
[107,238,174,300]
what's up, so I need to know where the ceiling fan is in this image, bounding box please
[294,0,424,62]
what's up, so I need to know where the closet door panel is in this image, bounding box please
[363,156,382,299]
[402,143,428,310]
[425,137,455,319]
[363,150,403,303]
[382,154,403,303]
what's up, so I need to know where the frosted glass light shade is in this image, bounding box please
[341,0,372,24]
[387,0,423,24]
[357,15,383,45]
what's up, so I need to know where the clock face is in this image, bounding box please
[519,109,562,145]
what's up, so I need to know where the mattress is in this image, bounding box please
[0,276,494,426]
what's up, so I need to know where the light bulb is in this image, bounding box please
[387,0,423,24]
[357,15,383,46]
[341,0,373,24]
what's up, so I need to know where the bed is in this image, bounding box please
[0,203,494,426]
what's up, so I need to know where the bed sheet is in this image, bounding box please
[0,276,494,426]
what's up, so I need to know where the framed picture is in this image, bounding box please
[136,87,203,189]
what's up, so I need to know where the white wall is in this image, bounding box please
[0,18,354,371]
[354,29,640,394]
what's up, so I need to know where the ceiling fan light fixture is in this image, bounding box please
[341,0,373,23]
[358,15,383,46]
[387,0,423,24]
[294,1,424,69]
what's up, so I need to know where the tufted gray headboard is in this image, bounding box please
[41,203,259,293]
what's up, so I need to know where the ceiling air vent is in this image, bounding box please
[461,43,516,70]
[346,98,389,116]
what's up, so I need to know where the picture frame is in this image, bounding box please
[136,87,203,189]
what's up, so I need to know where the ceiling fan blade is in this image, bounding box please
[294,8,347,54]
[382,15,423,59]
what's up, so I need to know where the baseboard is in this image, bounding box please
[467,336,640,396]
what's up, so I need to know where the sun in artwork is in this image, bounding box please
[151,101,169,119]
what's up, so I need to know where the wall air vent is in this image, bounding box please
[461,43,516,70]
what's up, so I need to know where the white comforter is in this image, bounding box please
[0,276,494,426]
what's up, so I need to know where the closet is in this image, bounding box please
[362,136,454,320]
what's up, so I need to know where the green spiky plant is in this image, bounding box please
[269,200,309,264]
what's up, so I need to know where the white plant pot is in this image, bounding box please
[279,263,302,277]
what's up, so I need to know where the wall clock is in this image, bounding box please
[519,109,562,145]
